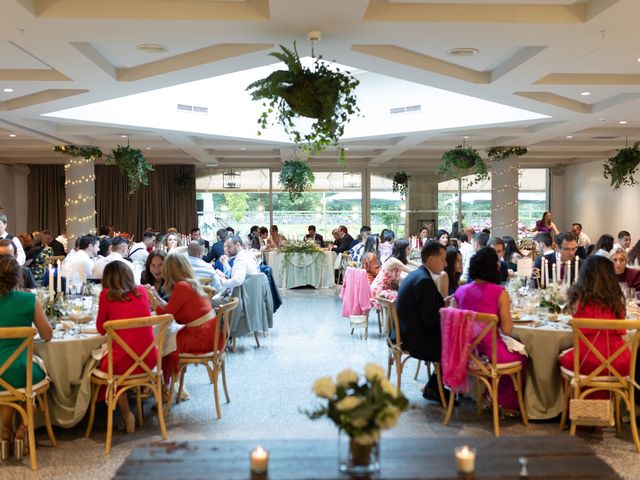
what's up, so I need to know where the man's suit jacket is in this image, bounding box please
[49,239,67,257]
[306,233,324,247]
[332,233,354,254]
[396,265,445,362]
[204,240,225,263]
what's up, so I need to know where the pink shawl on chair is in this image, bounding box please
[439,307,476,393]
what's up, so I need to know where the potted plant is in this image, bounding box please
[279,159,315,201]
[107,145,154,195]
[174,169,195,196]
[391,171,410,199]
[305,363,409,475]
[603,141,640,189]
[437,144,489,186]
[486,146,528,161]
[246,42,360,164]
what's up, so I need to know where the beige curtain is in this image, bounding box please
[27,165,66,234]
[95,165,196,239]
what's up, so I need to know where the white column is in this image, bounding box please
[12,165,29,233]
[491,155,519,238]
[64,155,97,241]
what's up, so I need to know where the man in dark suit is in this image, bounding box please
[305,225,324,247]
[204,228,227,265]
[488,237,509,283]
[0,239,36,288]
[190,227,210,252]
[532,232,579,287]
[396,240,447,401]
[330,225,353,254]
[41,230,66,257]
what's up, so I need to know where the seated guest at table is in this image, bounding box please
[267,225,288,249]
[25,236,53,285]
[141,250,167,300]
[461,232,489,283]
[488,237,509,283]
[359,234,381,284]
[218,235,259,291]
[247,225,260,250]
[128,231,155,263]
[0,241,36,289]
[590,234,614,258]
[148,253,217,389]
[559,256,629,385]
[379,229,395,264]
[42,230,66,257]
[0,214,26,266]
[17,233,33,259]
[190,227,209,252]
[93,236,134,280]
[444,247,462,296]
[258,227,269,248]
[418,227,429,248]
[629,240,640,268]
[571,223,591,248]
[611,248,640,290]
[455,247,525,413]
[96,261,156,433]
[305,225,324,247]
[396,241,446,402]
[225,226,235,235]
[162,232,180,252]
[96,236,112,261]
[502,235,523,272]
[67,234,99,282]
[371,239,414,309]
[328,225,353,254]
[532,211,559,236]
[187,240,223,292]
[613,230,632,253]
[435,229,449,247]
[349,226,371,262]
[531,232,554,287]
[53,230,68,255]
[0,255,52,458]
[203,229,228,264]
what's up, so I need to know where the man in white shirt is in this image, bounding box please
[460,231,488,282]
[0,213,26,266]
[128,231,155,263]
[571,223,591,248]
[187,240,222,292]
[218,234,259,291]
[67,234,99,282]
[456,231,474,273]
[613,230,632,252]
[93,236,134,280]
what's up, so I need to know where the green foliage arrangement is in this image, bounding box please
[486,146,528,161]
[603,141,640,189]
[391,171,410,199]
[437,145,489,187]
[53,144,103,159]
[279,159,315,201]
[246,42,360,164]
[106,145,154,196]
[279,240,323,256]
[174,170,195,197]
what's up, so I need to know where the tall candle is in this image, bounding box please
[544,258,549,288]
[566,260,571,286]
[48,265,54,296]
[556,257,561,286]
[56,259,62,293]
[574,255,579,283]
[552,259,557,286]
[540,258,545,288]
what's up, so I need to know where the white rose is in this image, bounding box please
[375,406,400,429]
[312,376,336,398]
[351,417,368,429]
[335,395,364,411]
[364,363,385,382]
[336,369,359,387]
[354,430,380,446]
[380,378,397,397]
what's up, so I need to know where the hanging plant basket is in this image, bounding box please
[486,146,528,161]
[106,145,154,196]
[279,159,315,201]
[246,42,360,164]
[437,145,489,187]
[54,144,103,159]
[174,170,195,196]
[603,141,640,189]
[391,171,410,199]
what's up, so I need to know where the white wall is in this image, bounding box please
[562,160,640,242]
[0,165,28,234]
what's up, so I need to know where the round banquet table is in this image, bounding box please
[264,250,337,289]
[510,322,573,420]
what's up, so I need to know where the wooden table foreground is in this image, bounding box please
[114,435,620,480]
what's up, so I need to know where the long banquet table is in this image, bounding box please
[264,250,336,289]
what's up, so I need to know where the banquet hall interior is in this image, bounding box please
[1,0,640,479]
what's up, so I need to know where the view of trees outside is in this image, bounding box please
[437,168,548,233]
[370,174,405,237]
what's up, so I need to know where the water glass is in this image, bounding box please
[535,306,549,321]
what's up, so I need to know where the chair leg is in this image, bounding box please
[26,401,37,470]
[176,368,186,405]
[213,365,222,419]
[386,353,393,381]
[164,374,177,417]
[476,380,484,416]
[559,377,570,431]
[513,372,528,426]
[629,389,640,453]
[443,388,456,426]
[350,328,354,335]
[136,386,143,428]
[85,383,100,438]
[414,360,421,381]
[154,379,168,441]
[41,391,57,447]
[221,360,230,403]
[435,364,447,409]
[615,395,622,434]
[491,377,500,437]
[254,332,261,348]
[105,395,114,455]
[377,309,382,333]
[395,353,403,393]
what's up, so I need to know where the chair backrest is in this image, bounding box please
[568,317,640,386]
[202,285,217,299]
[213,298,240,357]
[102,314,173,386]
[47,255,65,265]
[377,296,401,349]
[199,277,212,286]
[0,327,36,399]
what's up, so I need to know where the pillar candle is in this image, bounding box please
[556,257,561,286]
[544,258,549,288]
[575,255,579,283]
[48,265,54,296]
[540,258,545,288]
[56,260,62,293]
[552,260,557,285]
[566,260,571,286]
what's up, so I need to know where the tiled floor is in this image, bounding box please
[1,288,637,479]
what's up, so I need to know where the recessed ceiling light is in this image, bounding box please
[9,134,16,137]
[121,135,128,138]
[3,88,13,93]
[145,147,151,150]
[447,48,479,57]
[619,120,628,124]
[136,44,168,54]
[463,135,470,139]
[240,147,246,151]
[566,135,573,139]
[580,92,591,96]
[344,147,350,151]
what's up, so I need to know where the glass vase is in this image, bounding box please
[338,430,380,476]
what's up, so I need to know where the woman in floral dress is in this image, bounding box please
[370,239,415,309]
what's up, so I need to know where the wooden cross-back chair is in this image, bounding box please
[46,255,65,265]
[198,277,213,286]
[85,314,173,454]
[172,298,240,420]
[377,297,445,405]
[0,327,57,469]
[441,310,528,437]
[559,318,640,452]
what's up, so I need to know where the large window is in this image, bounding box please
[370,174,406,237]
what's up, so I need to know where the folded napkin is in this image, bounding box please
[500,333,528,356]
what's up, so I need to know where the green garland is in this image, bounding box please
[437,145,489,187]
[279,241,323,255]
[246,42,360,164]
[106,145,154,195]
[603,141,640,189]
[486,146,528,161]
[279,159,315,201]
[54,144,103,159]
[391,171,410,199]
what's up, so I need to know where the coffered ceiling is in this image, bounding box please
[1,0,639,173]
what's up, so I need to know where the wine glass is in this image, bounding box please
[556,289,568,316]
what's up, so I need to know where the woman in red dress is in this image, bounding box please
[559,256,629,382]
[149,253,216,388]
[96,261,157,433]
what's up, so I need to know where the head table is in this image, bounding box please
[264,250,337,289]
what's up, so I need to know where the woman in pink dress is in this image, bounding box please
[454,247,526,413]
[371,239,414,309]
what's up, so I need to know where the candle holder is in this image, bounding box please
[249,446,269,476]
[454,445,476,475]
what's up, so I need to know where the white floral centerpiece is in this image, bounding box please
[305,363,409,474]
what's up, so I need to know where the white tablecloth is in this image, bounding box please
[265,251,336,289]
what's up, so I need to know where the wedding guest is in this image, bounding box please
[54,230,68,254]
[460,232,489,282]
[451,215,465,236]
[93,236,133,280]
[611,248,640,290]
[140,250,167,300]
[532,211,559,236]
[396,241,446,402]
[370,239,414,309]
[444,247,462,295]
[267,225,288,249]
[25,236,53,285]
[591,234,614,258]
[629,240,640,268]
[187,241,223,292]
[435,229,450,247]
[613,230,632,252]
[488,237,509,283]
[96,236,112,260]
[379,229,395,263]
[571,223,591,248]
[0,214,26,266]
[203,229,227,264]
[329,225,353,254]
[457,231,474,273]
[455,247,525,413]
[17,233,33,258]
[96,261,156,433]
[0,240,36,290]
[349,226,371,262]
[190,227,209,251]
[418,227,429,248]
[162,232,179,252]
[502,235,523,272]
[218,235,259,291]
[305,225,324,247]
[559,256,629,383]
[359,234,381,284]
[0,255,52,459]
[128,231,155,263]
[67,234,99,282]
